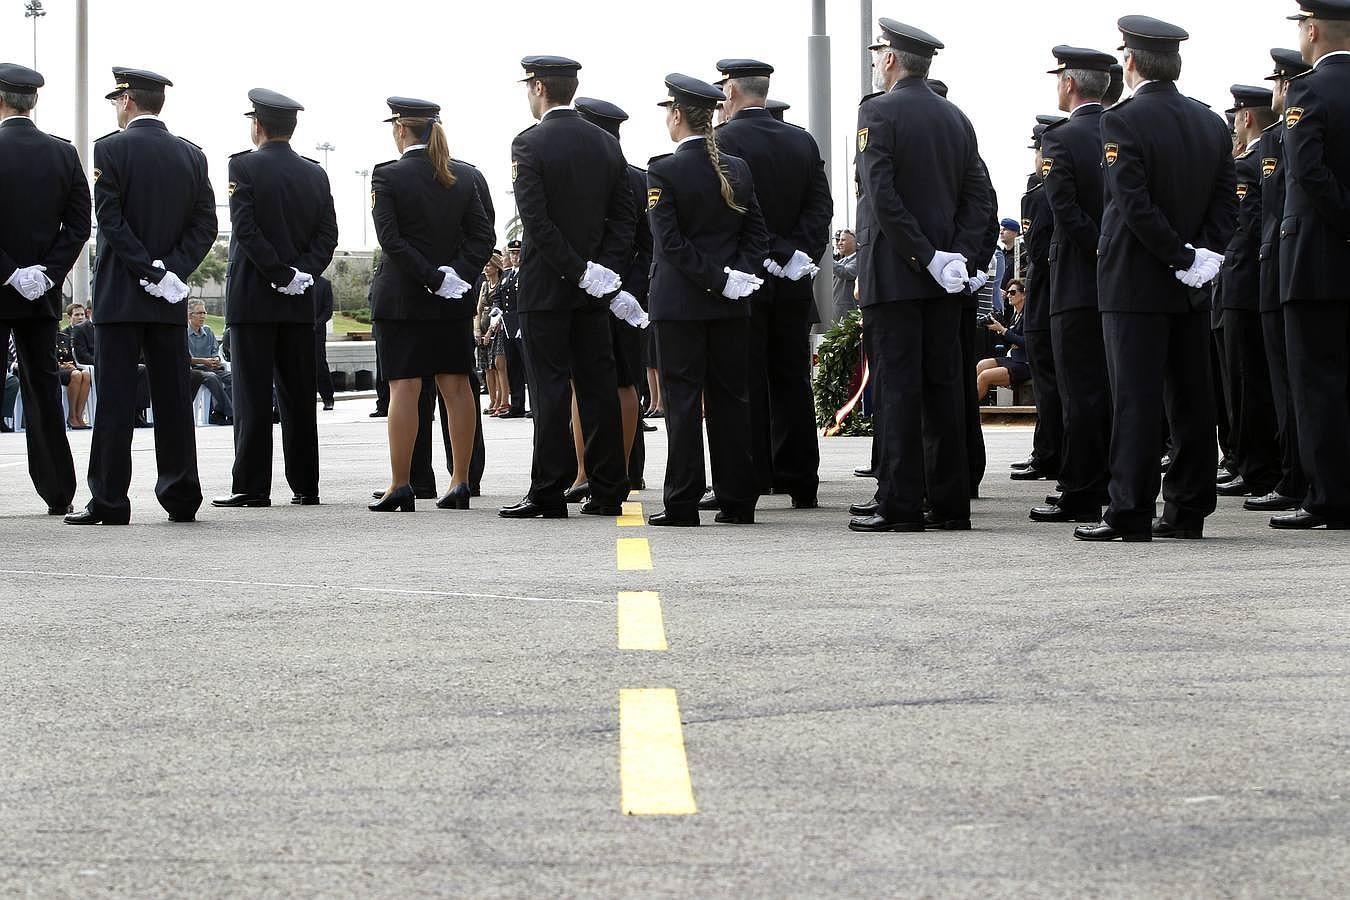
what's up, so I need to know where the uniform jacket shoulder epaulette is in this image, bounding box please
[1238,146,1258,159]
[93,130,120,143]
[1041,117,1069,135]
[1288,68,1313,82]
[229,148,253,159]
[514,123,539,140]
[1187,97,1212,109]
[177,135,203,149]
[859,91,883,106]
[647,153,673,167]
[372,159,397,171]
[50,134,72,144]
[1106,96,1133,113]
[300,155,321,166]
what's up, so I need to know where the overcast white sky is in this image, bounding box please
[6,0,1286,251]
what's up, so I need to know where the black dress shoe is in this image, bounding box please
[1044,494,1062,506]
[369,485,415,512]
[65,509,129,526]
[369,408,388,418]
[562,482,591,504]
[853,466,876,479]
[697,489,720,511]
[48,504,74,516]
[290,495,320,506]
[640,422,657,433]
[470,485,481,498]
[1152,517,1203,539]
[1073,522,1151,542]
[211,494,271,508]
[168,511,196,523]
[1029,504,1100,523]
[499,498,567,519]
[1010,466,1049,481]
[649,510,699,526]
[1270,509,1350,530]
[790,494,818,510]
[1010,457,1035,471]
[849,499,879,517]
[849,514,923,533]
[924,513,971,531]
[715,509,755,525]
[580,499,623,516]
[322,403,335,411]
[436,484,471,510]
[1215,467,1238,485]
[1244,492,1300,512]
[1215,476,1251,497]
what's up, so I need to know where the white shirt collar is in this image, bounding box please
[127,113,161,127]
[541,104,575,120]
[1245,137,1261,152]
[678,134,704,146]
[1314,50,1350,67]
[403,144,428,155]
[1071,101,1103,113]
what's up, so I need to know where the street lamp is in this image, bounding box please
[315,141,335,169]
[24,0,45,69]
[355,169,371,248]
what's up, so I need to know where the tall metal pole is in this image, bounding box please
[316,141,335,169]
[70,0,91,308]
[355,169,371,247]
[808,0,832,330]
[860,0,873,96]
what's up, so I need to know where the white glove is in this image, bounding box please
[578,260,622,298]
[434,266,472,300]
[722,267,765,300]
[139,259,167,298]
[927,250,969,294]
[782,249,821,281]
[1175,246,1223,289]
[274,268,314,296]
[764,258,787,278]
[489,308,504,328]
[158,270,191,304]
[609,291,649,329]
[966,270,990,293]
[5,265,54,301]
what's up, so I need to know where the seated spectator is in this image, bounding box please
[56,312,92,429]
[186,300,233,425]
[1,337,17,431]
[976,278,1031,401]
[832,229,858,322]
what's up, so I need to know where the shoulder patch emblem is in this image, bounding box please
[857,128,869,153]
[1236,183,1249,201]
[647,187,662,211]
[1022,218,1031,234]
[1104,142,1119,166]
[92,167,102,183]
[228,181,237,196]
[1262,157,1278,179]
[1286,106,1304,129]
[371,191,377,210]
[511,160,519,182]
[1040,157,1054,178]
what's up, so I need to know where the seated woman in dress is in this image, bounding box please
[57,304,91,429]
[976,278,1030,402]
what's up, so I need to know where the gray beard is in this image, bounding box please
[872,68,887,93]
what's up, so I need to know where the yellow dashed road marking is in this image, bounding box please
[617,591,668,650]
[620,688,697,815]
[617,537,653,571]
[617,501,645,527]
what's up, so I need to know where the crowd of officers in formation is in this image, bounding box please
[0,1,1348,538]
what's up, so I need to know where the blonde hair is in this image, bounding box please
[400,117,458,189]
[679,104,746,214]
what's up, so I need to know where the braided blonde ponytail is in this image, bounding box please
[682,105,746,214]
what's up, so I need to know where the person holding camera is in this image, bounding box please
[975,278,1030,402]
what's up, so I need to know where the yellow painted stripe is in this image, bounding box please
[620,688,697,815]
[617,591,667,650]
[617,501,645,527]
[617,537,653,571]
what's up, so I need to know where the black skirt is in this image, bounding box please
[611,317,642,389]
[374,317,474,380]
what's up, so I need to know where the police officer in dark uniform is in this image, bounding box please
[68,68,217,526]
[313,275,335,410]
[1250,48,1313,514]
[645,74,768,526]
[1076,17,1236,542]
[213,89,338,509]
[1273,0,1350,530]
[499,56,636,519]
[497,238,528,417]
[712,58,833,509]
[1029,45,1116,526]
[850,20,992,533]
[0,62,89,515]
[1014,116,1065,484]
[575,96,652,491]
[1217,85,1283,503]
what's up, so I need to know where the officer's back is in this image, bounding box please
[716,109,823,246]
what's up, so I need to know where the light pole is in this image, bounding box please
[24,0,45,69]
[355,169,371,248]
[315,141,335,169]
[808,0,832,329]
[71,0,91,307]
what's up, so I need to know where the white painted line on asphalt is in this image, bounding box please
[0,568,605,607]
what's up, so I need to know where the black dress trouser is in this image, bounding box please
[1222,308,1281,495]
[746,290,819,499]
[1023,326,1062,476]
[1101,310,1216,534]
[1260,308,1307,502]
[864,297,968,525]
[1051,307,1111,513]
[1285,299,1350,521]
[314,323,333,406]
[0,319,76,509]
[504,333,528,413]
[519,307,627,508]
[655,318,756,517]
[410,372,486,494]
[230,322,318,499]
[88,322,201,520]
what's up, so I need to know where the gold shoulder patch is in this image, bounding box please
[857,128,869,153]
[227,181,237,196]
[1286,106,1304,129]
[1262,157,1278,179]
[92,167,102,183]
[371,191,377,210]
[1104,142,1119,166]
[1040,157,1054,178]
[1236,183,1249,201]
[511,160,519,182]
[1022,218,1031,234]
[647,187,662,211]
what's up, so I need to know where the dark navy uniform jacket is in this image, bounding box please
[1257,123,1286,313]
[1039,104,1105,315]
[646,138,768,322]
[1020,176,1053,331]
[854,77,992,306]
[509,109,636,313]
[622,164,653,308]
[225,141,339,324]
[92,118,217,324]
[0,117,91,321]
[1097,81,1236,314]
[714,107,832,299]
[1219,146,1263,311]
[1280,54,1350,303]
[369,151,494,322]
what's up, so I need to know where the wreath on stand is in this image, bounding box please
[812,309,873,437]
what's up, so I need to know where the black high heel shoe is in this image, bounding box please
[562,482,590,504]
[436,483,471,510]
[369,485,415,512]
